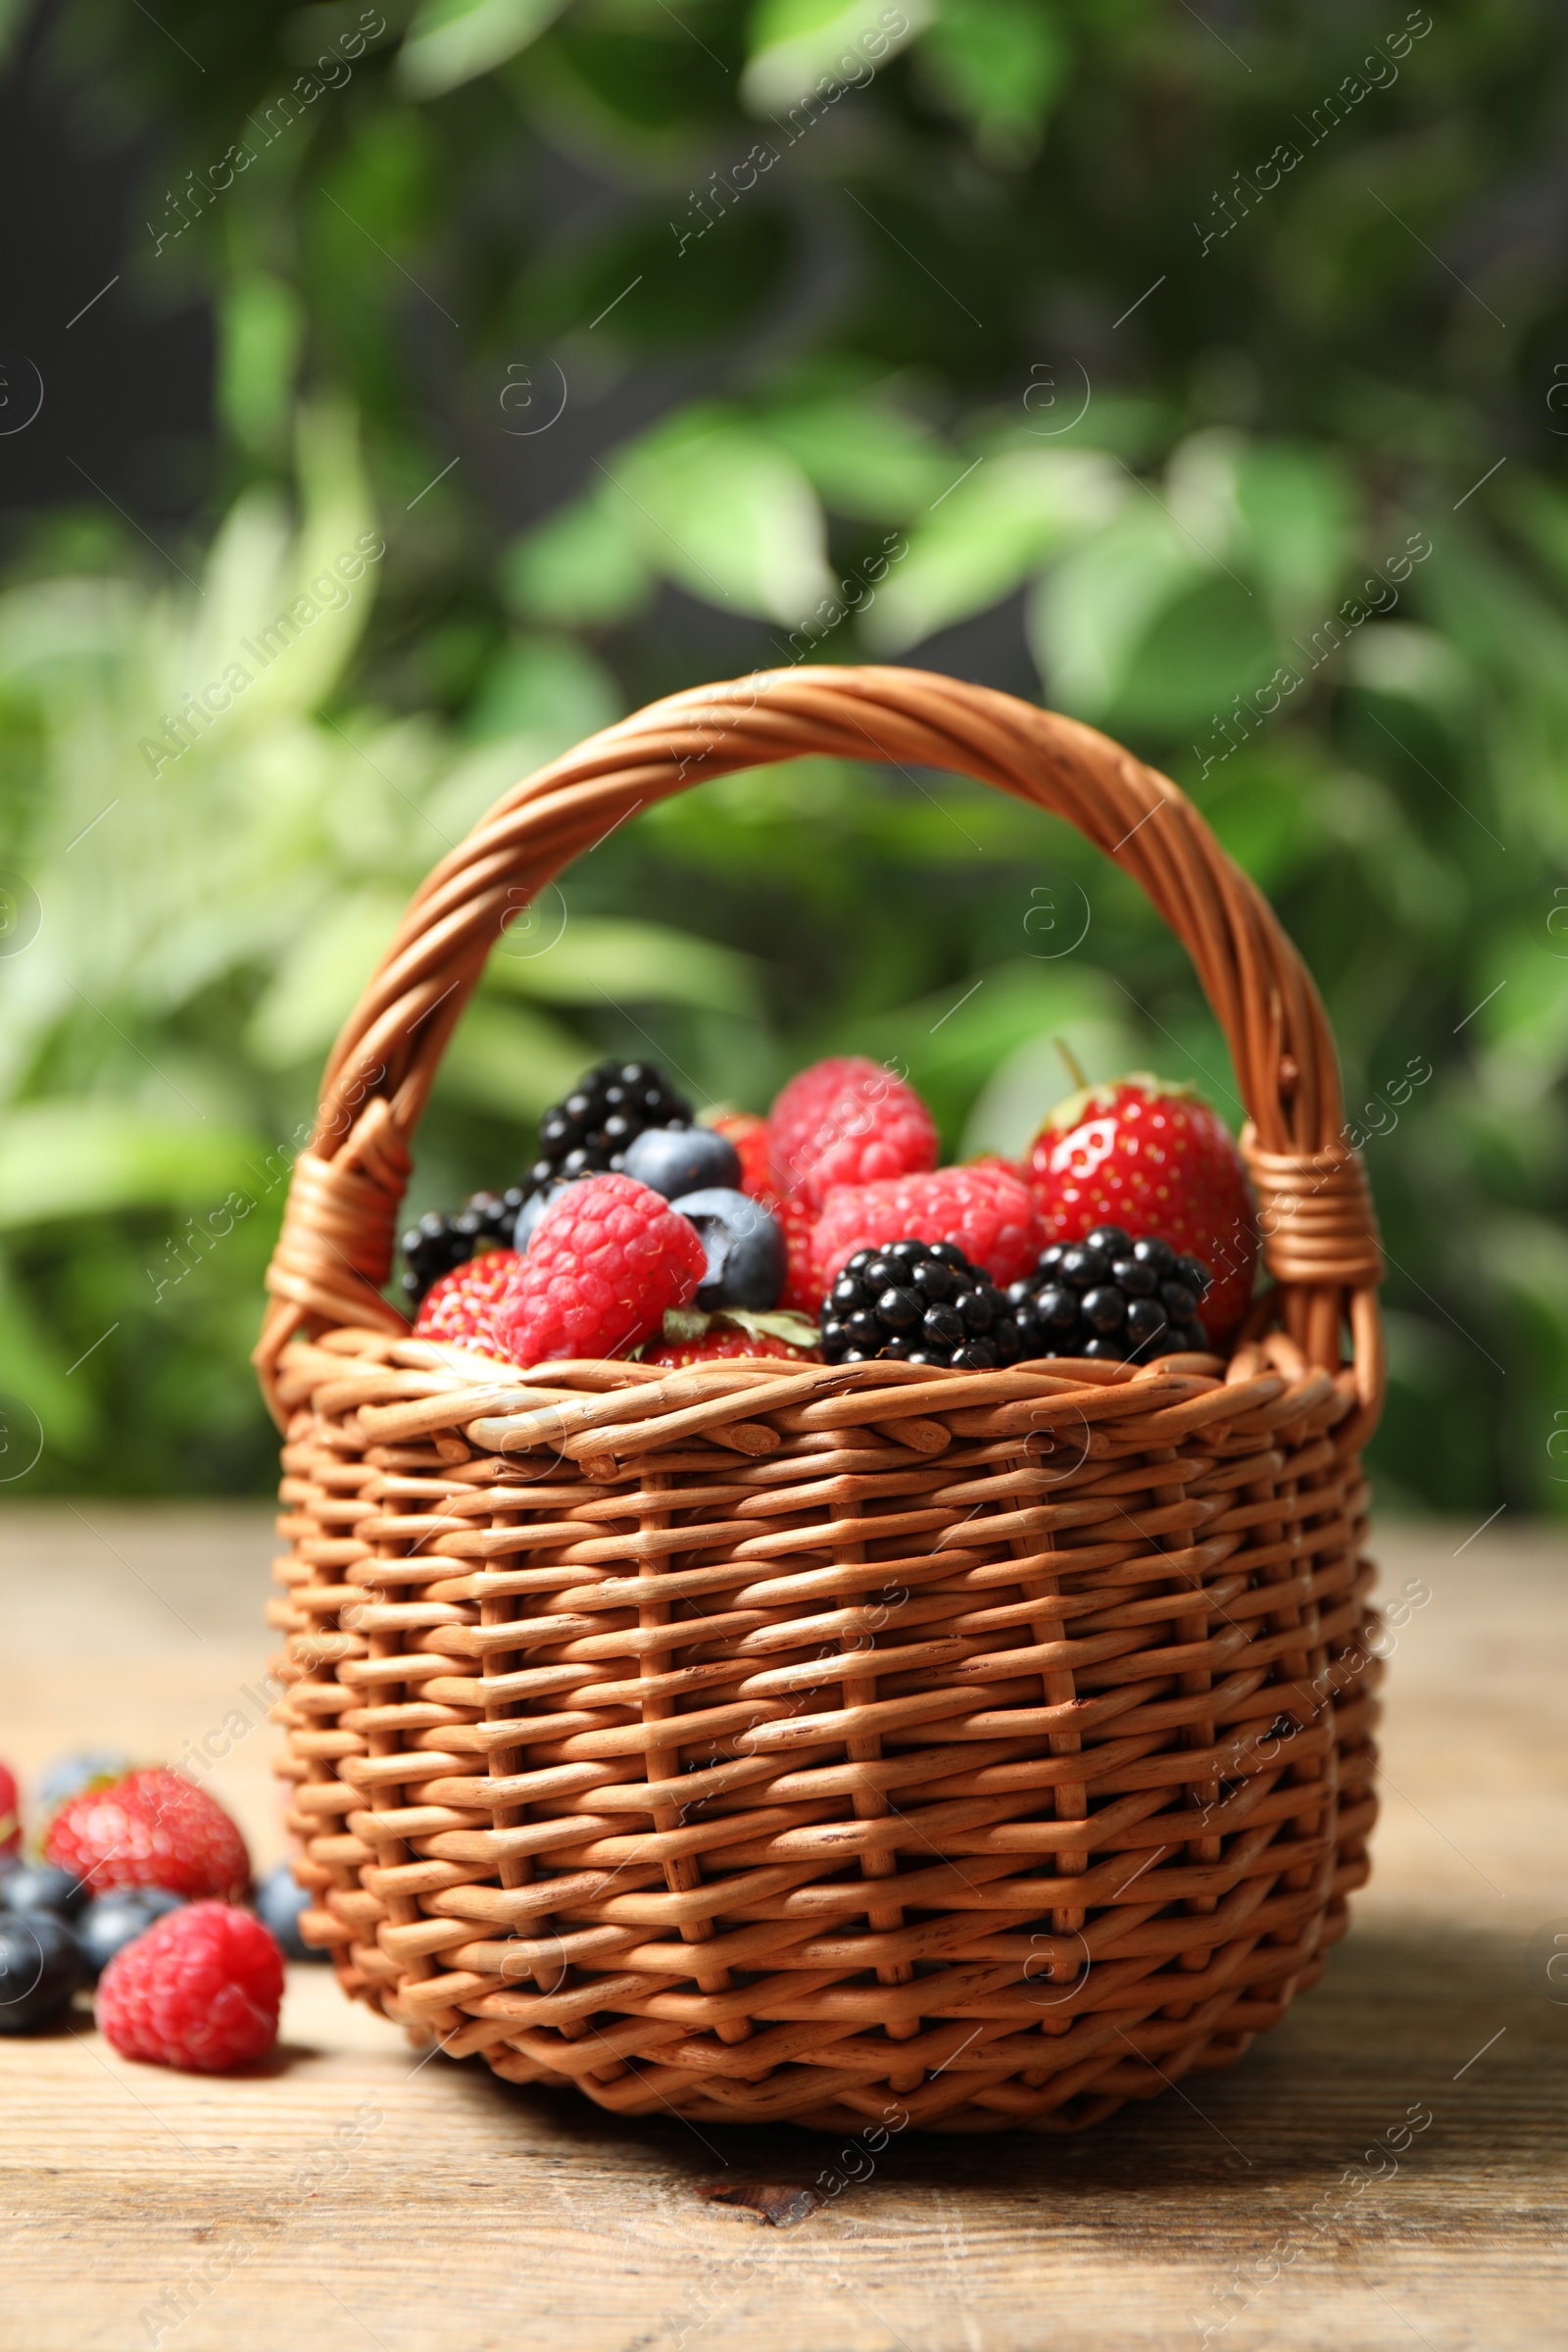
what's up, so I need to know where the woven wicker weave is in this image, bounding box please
[256,666,1385,2132]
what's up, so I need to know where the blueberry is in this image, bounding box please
[76,1888,183,1979]
[1058,1245,1107,1289]
[0,1910,84,2032]
[622,1124,742,1200]
[514,1179,572,1251]
[255,1861,325,1963]
[1080,1285,1127,1335]
[1034,1284,1081,1332]
[1131,1236,1177,1281]
[1160,1280,1200,1322]
[1086,1225,1133,1259]
[671,1188,786,1310]
[876,1286,922,1330]
[0,1865,86,1922]
[1112,1254,1157,1298]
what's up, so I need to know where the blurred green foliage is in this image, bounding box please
[2,0,1566,1510]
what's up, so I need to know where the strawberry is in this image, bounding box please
[1023,1074,1257,1342]
[0,1759,18,1862]
[414,1246,519,1356]
[709,1110,776,1201]
[642,1321,821,1369]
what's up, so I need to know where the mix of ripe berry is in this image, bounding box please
[402,1050,1258,1373]
[0,1754,322,2068]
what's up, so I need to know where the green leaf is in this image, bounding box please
[917,0,1067,163]
[1027,499,1198,714]
[464,632,620,746]
[397,0,569,98]
[486,917,761,1014]
[864,448,1122,653]
[433,998,594,1120]
[0,1104,263,1231]
[742,0,929,111]
[217,275,304,458]
[607,414,832,623]
[246,887,407,1069]
[758,393,952,519]
[499,497,653,629]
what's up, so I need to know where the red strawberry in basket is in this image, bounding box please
[1024,1074,1257,1342]
[709,1110,776,1201]
[415,1247,520,1356]
[45,1768,251,1901]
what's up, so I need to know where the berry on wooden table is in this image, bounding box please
[0,1909,84,2033]
[811,1161,1042,1296]
[255,1861,325,1963]
[44,1769,251,1902]
[0,1863,87,1920]
[76,1888,184,1979]
[414,1248,522,1356]
[767,1056,938,1211]
[97,1900,283,2073]
[492,1172,707,1367]
[1024,1075,1257,1342]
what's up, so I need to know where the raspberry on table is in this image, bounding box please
[811,1162,1042,1296]
[97,1900,284,2073]
[767,1056,938,1212]
[44,1769,250,1902]
[414,1247,521,1356]
[492,1172,707,1366]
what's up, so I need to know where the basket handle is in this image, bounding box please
[255,664,1383,1419]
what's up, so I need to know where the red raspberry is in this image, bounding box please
[45,1768,250,1901]
[0,1759,18,1860]
[97,1900,283,2073]
[1024,1075,1258,1342]
[767,1056,938,1212]
[710,1110,776,1200]
[642,1328,821,1369]
[493,1172,707,1367]
[414,1246,519,1356]
[811,1163,1042,1294]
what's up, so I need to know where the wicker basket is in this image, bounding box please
[255,665,1385,2133]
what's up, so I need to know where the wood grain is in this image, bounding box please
[2,1505,1565,2352]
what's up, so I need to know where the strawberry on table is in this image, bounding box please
[1023,1073,1258,1342]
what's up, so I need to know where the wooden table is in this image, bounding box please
[2,1503,1565,2351]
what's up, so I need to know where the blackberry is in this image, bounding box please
[527,1058,692,1191]
[399,1187,527,1310]
[819,1238,1021,1370]
[1009,1225,1214,1362]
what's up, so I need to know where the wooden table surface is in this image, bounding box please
[1,1502,1564,2352]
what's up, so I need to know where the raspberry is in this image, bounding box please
[414,1247,520,1356]
[45,1769,250,1902]
[710,1110,776,1200]
[642,1328,820,1369]
[1024,1076,1258,1342]
[97,1900,283,2073]
[767,1056,938,1212]
[492,1172,707,1367]
[811,1163,1042,1295]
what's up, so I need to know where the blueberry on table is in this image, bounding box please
[0,1864,87,1921]
[0,1910,84,2032]
[76,1888,183,1978]
[255,1860,324,1962]
[622,1123,743,1200]
[670,1188,786,1311]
